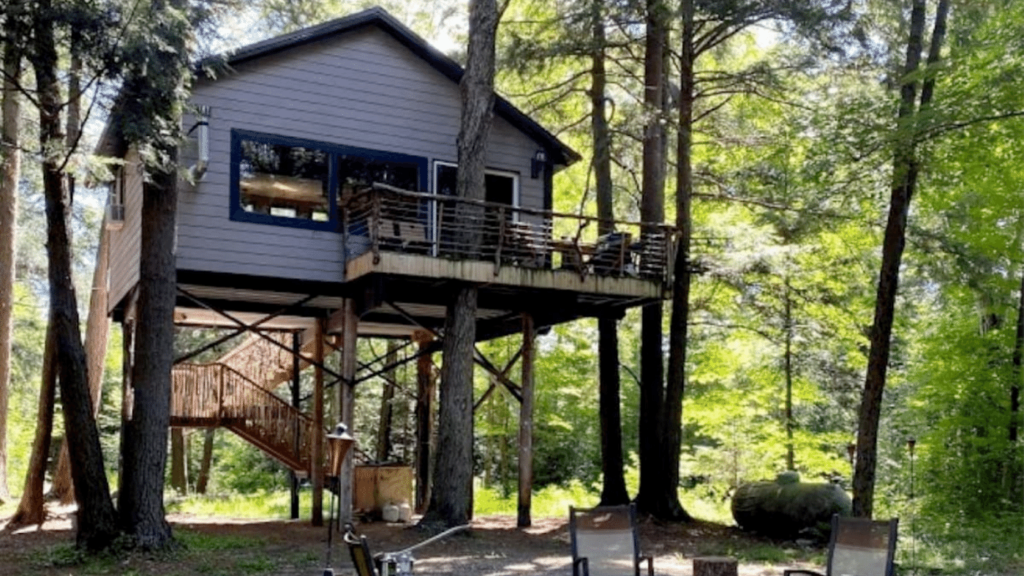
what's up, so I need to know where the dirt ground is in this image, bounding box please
[0,506,818,576]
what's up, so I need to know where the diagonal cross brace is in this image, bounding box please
[474,345,524,405]
[173,294,319,365]
[177,287,345,383]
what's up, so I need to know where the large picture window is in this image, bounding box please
[230,130,427,231]
[239,140,330,221]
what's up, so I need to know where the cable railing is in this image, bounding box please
[343,184,680,286]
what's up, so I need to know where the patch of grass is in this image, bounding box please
[900,513,1024,576]
[679,490,733,525]
[234,554,276,573]
[474,480,600,516]
[176,527,264,551]
[690,540,821,565]
[33,542,136,575]
[36,542,87,568]
[166,490,310,519]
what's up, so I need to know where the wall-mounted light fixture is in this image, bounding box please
[531,149,547,179]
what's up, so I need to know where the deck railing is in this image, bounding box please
[171,362,320,472]
[343,184,679,286]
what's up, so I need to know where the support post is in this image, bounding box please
[518,313,535,528]
[376,340,399,462]
[413,331,435,513]
[290,331,300,520]
[311,318,325,526]
[338,299,358,525]
[118,319,134,486]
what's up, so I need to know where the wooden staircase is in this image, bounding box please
[170,362,323,474]
[213,332,312,391]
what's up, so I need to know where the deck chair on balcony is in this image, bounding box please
[784,515,899,576]
[569,504,653,576]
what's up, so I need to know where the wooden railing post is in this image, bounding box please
[311,318,325,526]
[217,365,225,424]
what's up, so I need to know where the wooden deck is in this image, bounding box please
[346,251,666,300]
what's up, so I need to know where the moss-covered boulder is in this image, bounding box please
[731,472,851,539]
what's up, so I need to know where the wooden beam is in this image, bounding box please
[347,252,666,300]
[290,331,301,520]
[518,313,535,528]
[173,294,318,364]
[338,299,358,524]
[311,318,325,527]
[413,331,435,513]
[473,348,523,402]
[375,341,399,462]
[473,347,523,411]
[177,287,344,381]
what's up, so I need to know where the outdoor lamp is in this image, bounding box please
[327,422,355,478]
[531,149,547,179]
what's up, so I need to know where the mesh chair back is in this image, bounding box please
[570,505,639,576]
[344,525,379,576]
[827,516,899,576]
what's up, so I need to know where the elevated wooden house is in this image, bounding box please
[97,7,677,525]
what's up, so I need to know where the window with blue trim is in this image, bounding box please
[239,140,330,221]
[230,130,427,232]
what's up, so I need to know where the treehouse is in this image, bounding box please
[96,7,678,525]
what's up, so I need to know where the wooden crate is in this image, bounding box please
[353,465,413,514]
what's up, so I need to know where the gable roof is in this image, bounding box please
[98,7,580,167]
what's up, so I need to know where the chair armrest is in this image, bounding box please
[573,556,588,576]
[783,570,825,576]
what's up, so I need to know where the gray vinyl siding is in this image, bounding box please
[107,148,144,313]
[176,26,547,283]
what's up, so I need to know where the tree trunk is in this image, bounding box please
[636,0,669,517]
[1013,270,1023,444]
[414,334,435,513]
[53,226,110,504]
[0,0,23,504]
[170,428,188,494]
[52,44,108,504]
[118,0,191,548]
[118,149,178,549]
[8,322,57,527]
[376,341,399,462]
[195,428,215,494]
[784,282,795,471]
[32,0,120,550]
[590,0,628,507]
[853,0,948,518]
[423,287,478,528]
[117,155,177,546]
[310,319,325,526]
[656,0,697,523]
[421,0,499,530]
[517,314,535,527]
